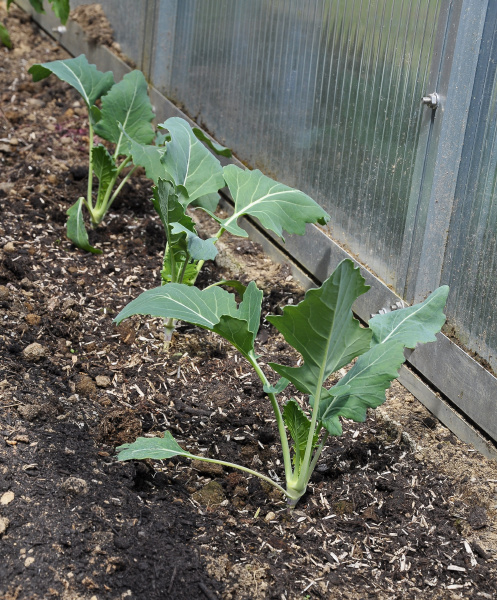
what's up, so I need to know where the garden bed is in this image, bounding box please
[1,5,496,599]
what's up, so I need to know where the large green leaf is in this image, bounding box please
[115,280,262,360]
[215,165,330,240]
[94,70,155,153]
[117,432,192,461]
[369,286,449,348]
[66,198,102,254]
[317,285,449,436]
[115,283,238,328]
[318,342,406,435]
[92,145,117,205]
[158,117,225,204]
[267,260,371,396]
[28,55,115,108]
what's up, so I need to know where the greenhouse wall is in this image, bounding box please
[19,0,497,453]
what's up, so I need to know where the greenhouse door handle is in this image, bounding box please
[421,92,439,109]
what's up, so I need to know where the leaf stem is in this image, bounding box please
[296,391,325,491]
[192,226,225,283]
[185,453,289,498]
[87,122,95,211]
[248,357,293,483]
[305,429,328,487]
[106,162,136,211]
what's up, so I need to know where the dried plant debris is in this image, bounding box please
[0,5,496,599]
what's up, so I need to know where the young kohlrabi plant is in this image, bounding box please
[28,54,157,253]
[123,116,331,345]
[114,259,449,508]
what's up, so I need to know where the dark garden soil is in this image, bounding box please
[1,5,497,600]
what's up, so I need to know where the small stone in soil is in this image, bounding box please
[25,314,41,326]
[192,481,226,506]
[75,374,97,397]
[2,242,16,253]
[17,404,42,421]
[22,342,46,361]
[0,516,10,535]
[95,375,111,388]
[60,477,89,496]
[467,506,488,530]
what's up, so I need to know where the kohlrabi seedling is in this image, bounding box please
[114,259,449,508]
[29,54,157,253]
[123,116,331,346]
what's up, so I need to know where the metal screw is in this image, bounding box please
[422,92,439,110]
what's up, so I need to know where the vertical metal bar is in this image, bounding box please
[407,0,489,303]
[149,0,178,95]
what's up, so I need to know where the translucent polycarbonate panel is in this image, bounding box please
[70,0,148,68]
[165,0,445,290]
[442,8,497,373]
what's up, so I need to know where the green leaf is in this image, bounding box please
[190,192,220,212]
[283,399,318,468]
[115,280,263,360]
[28,55,115,109]
[211,281,262,358]
[192,127,232,157]
[158,117,225,204]
[152,179,193,233]
[161,257,198,286]
[369,286,449,349]
[118,125,167,183]
[155,130,169,146]
[66,198,102,254]
[206,280,247,298]
[263,378,290,395]
[317,285,449,436]
[92,145,117,206]
[114,283,238,328]
[213,316,256,358]
[319,342,406,435]
[48,0,70,24]
[170,223,218,262]
[152,179,198,283]
[0,23,12,49]
[267,260,371,396]
[117,432,192,461]
[27,0,44,13]
[94,70,155,153]
[236,281,263,342]
[28,0,44,12]
[217,165,330,240]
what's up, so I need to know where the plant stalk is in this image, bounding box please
[90,157,134,225]
[184,453,289,499]
[248,358,293,484]
[87,122,95,211]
